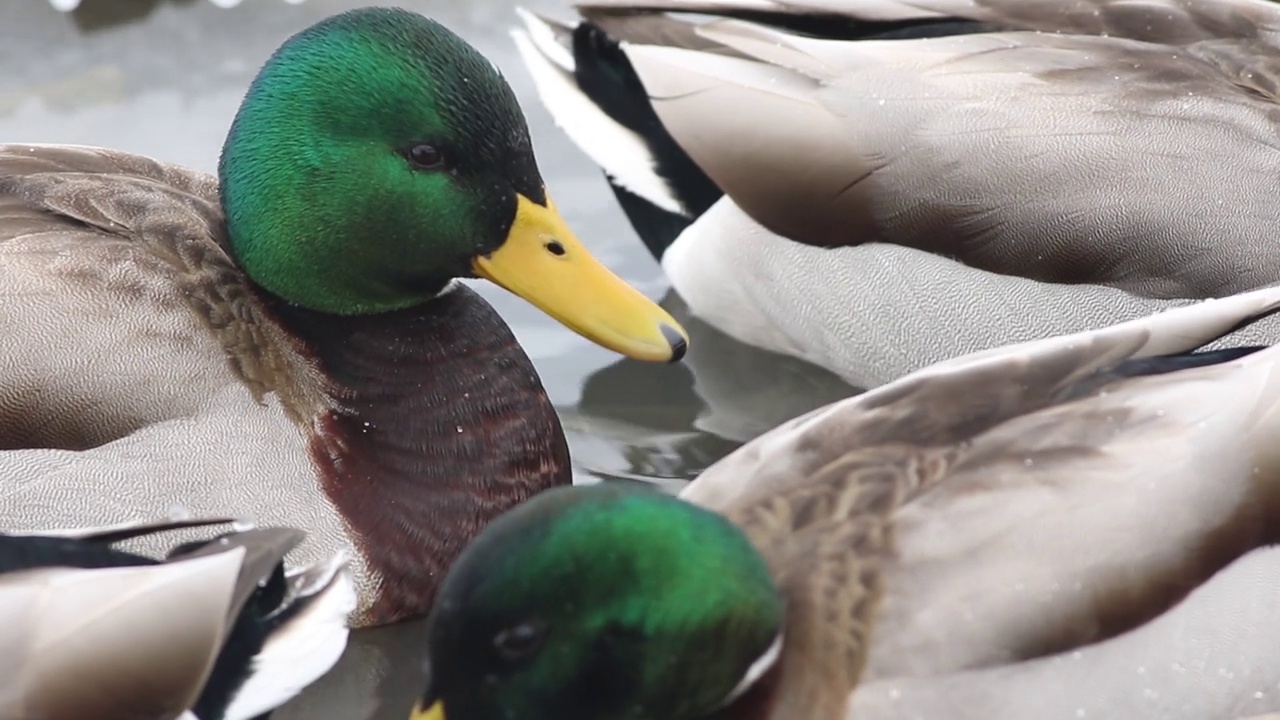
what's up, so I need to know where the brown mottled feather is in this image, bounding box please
[724,445,954,719]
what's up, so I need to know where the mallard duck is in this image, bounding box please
[408,283,1280,720]
[512,0,1280,389]
[1,516,353,720]
[0,7,689,628]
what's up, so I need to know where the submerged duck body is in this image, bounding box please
[0,8,687,627]
[414,284,1280,720]
[0,517,353,720]
[513,0,1280,388]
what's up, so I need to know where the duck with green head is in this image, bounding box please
[0,6,687,628]
[412,284,1280,720]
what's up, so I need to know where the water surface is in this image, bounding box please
[1,2,855,716]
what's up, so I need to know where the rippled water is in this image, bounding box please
[1,1,855,716]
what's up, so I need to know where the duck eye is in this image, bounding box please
[404,143,446,171]
[493,622,545,662]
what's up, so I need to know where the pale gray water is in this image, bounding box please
[1,1,855,717]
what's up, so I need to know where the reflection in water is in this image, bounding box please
[565,291,859,487]
[52,0,306,27]
[663,292,860,443]
[278,619,432,720]
[60,0,200,32]
[2,2,859,719]
[561,323,738,489]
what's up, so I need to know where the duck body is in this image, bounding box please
[688,285,1280,719]
[416,284,1280,720]
[0,8,687,628]
[0,516,354,720]
[0,143,563,629]
[513,0,1280,388]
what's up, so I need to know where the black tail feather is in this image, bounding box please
[608,179,696,260]
[1109,346,1268,379]
[582,5,996,42]
[1057,345,1269,402]
[571,21,722,259]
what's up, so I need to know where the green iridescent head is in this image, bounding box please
[217,8,687,360]
[415,484,782,720]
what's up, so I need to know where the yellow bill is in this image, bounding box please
[409,699,444,720]
[474,194,689,363]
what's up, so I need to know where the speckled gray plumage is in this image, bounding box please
[0,144,364,623]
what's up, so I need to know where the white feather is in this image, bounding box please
[514,7,575,73]
[718,632,784,707]
[511,12,688,216]
[222,555,356,720]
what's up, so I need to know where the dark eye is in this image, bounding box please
[545,240,566,256]
[405,143,446,171]
[493,622,545,662]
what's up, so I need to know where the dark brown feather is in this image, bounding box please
[289,287,570,625]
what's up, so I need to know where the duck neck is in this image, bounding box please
[274,282,571,625]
